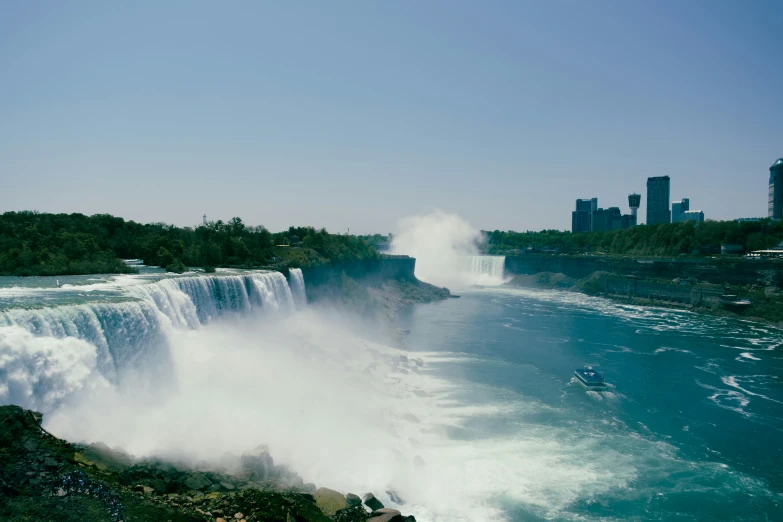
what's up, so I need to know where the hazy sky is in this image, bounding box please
[1,1,781,233]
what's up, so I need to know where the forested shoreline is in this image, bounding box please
[485,219,783,256]
[0,212,378,276]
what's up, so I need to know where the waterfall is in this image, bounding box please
[0,270,301,412]
[456,256,506,286]
[289,268,307,309]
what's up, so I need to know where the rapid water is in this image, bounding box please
[1,272,782,521]
[396,287,783,521]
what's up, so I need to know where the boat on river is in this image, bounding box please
[574,367,609,391]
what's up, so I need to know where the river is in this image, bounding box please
[0,265,781,521]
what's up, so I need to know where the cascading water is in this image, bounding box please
[289,268,307,309]
[457,255,507,286]
[0,271,298,412]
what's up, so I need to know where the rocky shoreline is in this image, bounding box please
[0,405,418,522]
[507,272,783,328]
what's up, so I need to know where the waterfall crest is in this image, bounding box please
[0,271,300,411]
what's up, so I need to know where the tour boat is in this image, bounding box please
[574,367,609,391]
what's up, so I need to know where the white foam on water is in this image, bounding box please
[738,352,762,361]
[654,346,693,355]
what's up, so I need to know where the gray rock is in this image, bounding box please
[314,487,347,515]
[368,514,403,522]
[22,439,38,452]
[220,481,236,491]
[372,508,401,516]
[346,493,362,506]
[43,458,59,469]
[183,473,212,491]
[364,492,384,511]
[241,444,274,481]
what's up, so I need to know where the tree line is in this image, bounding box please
[0,212,378,276]
[484,219,783,256]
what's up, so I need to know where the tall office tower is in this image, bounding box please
[647,176,671,225]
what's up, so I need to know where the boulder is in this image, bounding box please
[183,472,212,491]
[241,444,274,481]
[363,492,384,511]
[346,493,362,507]
[220,481,236,491]
[43,458,59,469]
[234,513,244,520]
[150,479,168,494]
[371,509,401,516]
[368,514,403,522]
[314,487,347,515]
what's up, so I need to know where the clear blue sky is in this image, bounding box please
[1,1,781,233]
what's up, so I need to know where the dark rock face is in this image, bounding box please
[346,492,362,506]
[363,492,384,511]
[241,444,274,481]
[368,513,403,522]
[183,472,212,491]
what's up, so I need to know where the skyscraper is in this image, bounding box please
[769,158,783,219]
[672,198,689,223]
[646,176,671,225]
[572,198,597,233]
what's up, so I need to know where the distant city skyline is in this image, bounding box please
[0,1,781,234]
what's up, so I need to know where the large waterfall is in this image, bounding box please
[0,271,301,412]
[457,255,506,286]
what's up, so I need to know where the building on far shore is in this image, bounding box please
[672,198,690,223]
[672,198,704,223]
[682,210,704,223]
[628,193,641,220]
[572,198,597,233]
[770,158,783,219]
[646,176,671,225]
[572,198,636,233]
